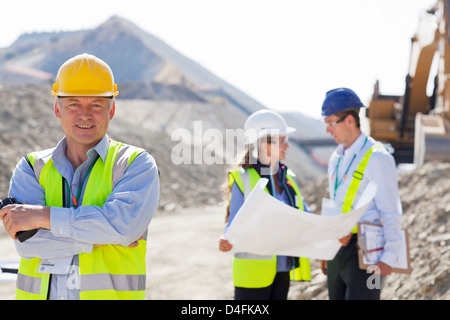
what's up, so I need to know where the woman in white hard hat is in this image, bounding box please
[219,109,311,300]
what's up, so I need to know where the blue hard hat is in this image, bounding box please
[321,88,364,117]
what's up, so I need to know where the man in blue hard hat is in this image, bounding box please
[319,88,403,300]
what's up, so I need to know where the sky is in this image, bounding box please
[0,0,438,119]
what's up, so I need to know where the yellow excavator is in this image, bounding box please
[368,0,450,165]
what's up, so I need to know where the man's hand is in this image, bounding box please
[320,260,327,275]
[94,234,145,248]
[0,204,50,240]
[338,232,352,246]
[126,235,144,248]
[219,238,233,252]
[375,261,393,276]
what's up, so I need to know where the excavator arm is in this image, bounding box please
[368,0,450,165]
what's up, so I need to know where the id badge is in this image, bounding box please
[38,256,73,274]
[321,198,342,216]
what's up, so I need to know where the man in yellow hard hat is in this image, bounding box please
[0,53,160,300]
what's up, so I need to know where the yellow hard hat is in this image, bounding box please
[52,53,119,97]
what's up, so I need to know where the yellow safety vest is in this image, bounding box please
[16,140,147,300]
[342,144,385,233]
[228,167,311,288]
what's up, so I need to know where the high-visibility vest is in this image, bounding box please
[342,144,385,233]
[228,167,311,288]
[16,140,147,300]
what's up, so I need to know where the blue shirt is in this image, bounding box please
[327,132,403,266]
[9,135,159,300]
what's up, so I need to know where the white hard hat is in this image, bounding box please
[244,109,295,144]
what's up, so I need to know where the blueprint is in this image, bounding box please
[224,179,377,260]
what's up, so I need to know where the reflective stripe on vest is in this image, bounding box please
[342,144,384,233]
[16,140,146,300]
[228,167,311,287]
[16,260,50,300]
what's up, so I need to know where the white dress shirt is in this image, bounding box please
[327,132,403,266]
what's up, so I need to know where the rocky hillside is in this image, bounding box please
[0,16,331,206]
[0,83,325,214]
[0,16,266,115]
[295,161,450,300]
[0,84,226,211]
[0,16,334,150]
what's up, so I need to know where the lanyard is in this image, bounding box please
[65,157,98,208]
[333,137,367,199]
